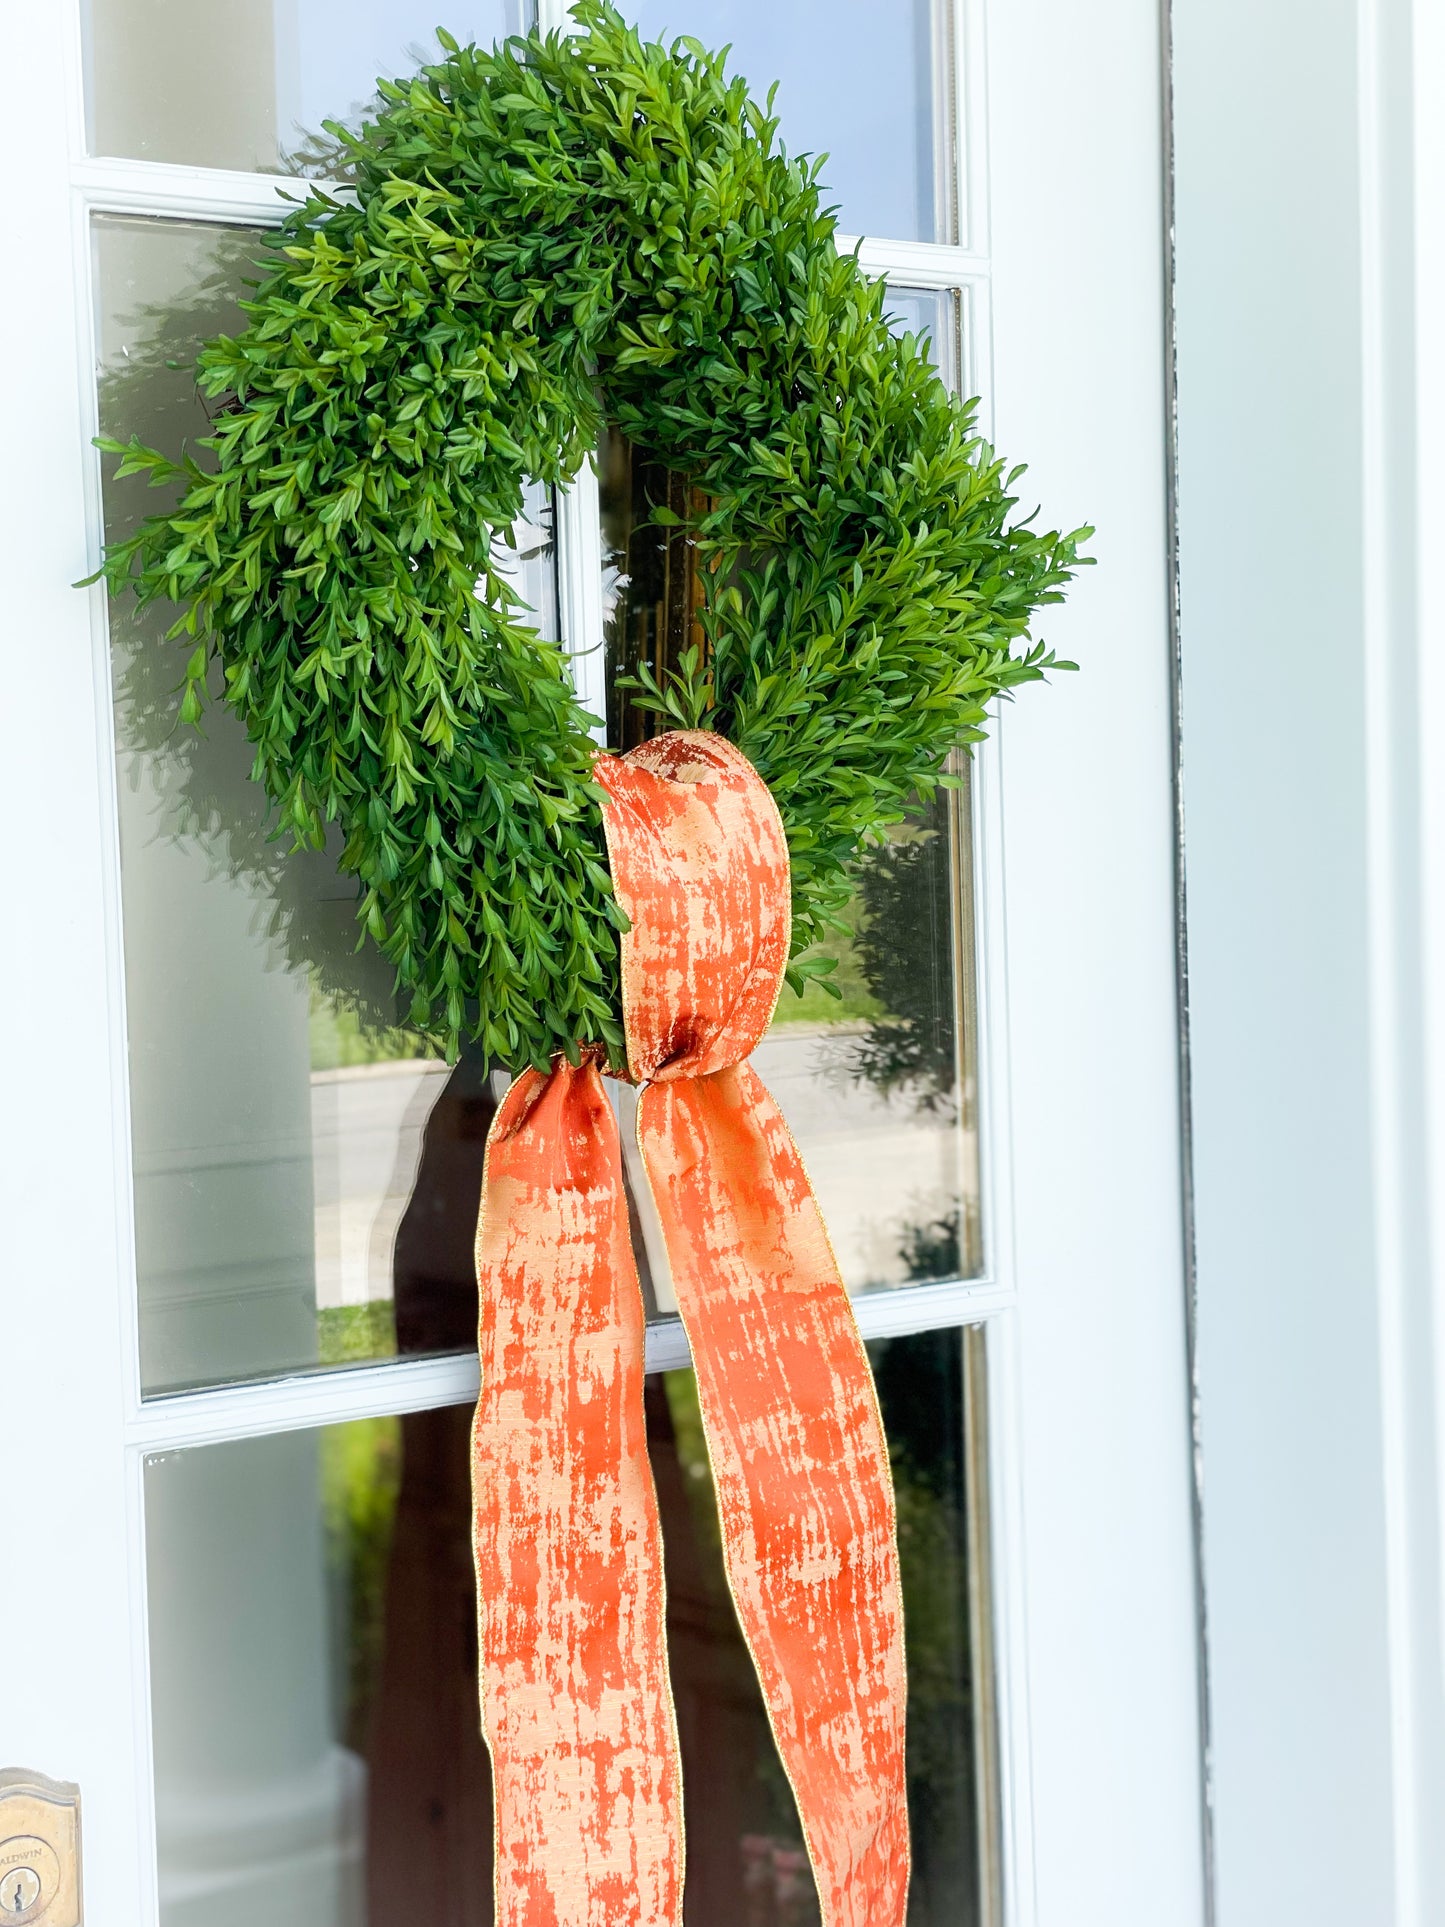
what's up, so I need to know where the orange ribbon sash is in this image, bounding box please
[471,732,909,1925]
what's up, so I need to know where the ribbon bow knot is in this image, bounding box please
[472,731,910,1926]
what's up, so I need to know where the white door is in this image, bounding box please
[2,2,1203,1923]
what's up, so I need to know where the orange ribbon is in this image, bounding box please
[471,731,909,1926]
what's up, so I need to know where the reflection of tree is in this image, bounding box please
[843,789,959,1116]
[278,122,366,181]
[897,1207,963,1284]
[359,1404,497,1918]
[650,1343,983,1927]
[869,1330,981,1927]
[653,1369,814,1922]
[321,1415,402,1751]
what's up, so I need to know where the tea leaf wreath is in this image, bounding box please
[98,0,1088,1070]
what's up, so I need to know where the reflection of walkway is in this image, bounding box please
[753,1026,966,1290]
[311,1061,449,1309]
[309,1029,965,1311]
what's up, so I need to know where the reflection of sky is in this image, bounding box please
[626,0,940,242]
[280,0,532,142]
[280,0,940,244]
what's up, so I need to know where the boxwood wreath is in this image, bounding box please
[97,0,1088,1071]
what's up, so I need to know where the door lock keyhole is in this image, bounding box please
[4,1870,39,1915]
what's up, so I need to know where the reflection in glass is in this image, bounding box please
[596,279,982,1291]
[145,1327,993,1925]
[762,778,981,1291]
[597,426,711,755]
[656,1327,990,1924]
[85,0,534,174]
[884,287,963,398]
[95,214,556,1391]
[85,1,952,244]
[146,1407,492,1924]
[626,0,957,243]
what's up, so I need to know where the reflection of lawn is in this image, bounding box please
[771,894,880,1029]
[318,1299,397,1366]
[309,979,437,1072]
[664,1368,723,1565]
[311,927,884,1043]
[321,1414,402,1751]
[309,857,900,1048]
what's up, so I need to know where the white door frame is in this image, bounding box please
[1174,0,1445,1921]
[1,3,1206,1923]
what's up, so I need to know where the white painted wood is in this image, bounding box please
[852,1276,1016,1344]
[1356,8,1445,1924]
[1175,0,1445,1920]
[127,1352,485,1450]
[556,459,610,738]
[74,154,348,221]
[1414,7,1445,1868]
[957,0,991,259]
[982,1310,1039,1927]
[834,235,989,288]
[0,11,155,1927]
[984,2,1205,1924]
[122,1276,1019,1452]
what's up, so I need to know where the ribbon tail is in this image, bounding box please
[637,1060,911,1927]
[472,1060,684,1927]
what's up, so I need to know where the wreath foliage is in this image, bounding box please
[99,0,1087,1070]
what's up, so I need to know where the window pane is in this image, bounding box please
[597,288,982,1301]
[762,780,981,1294]
[626,0,956,243]
[145,1326,994,1925]
[96,214,556,1393]
[84,1,952,241]
[84,0,534,173]
[885,286,963,396]
[655,1328,992,1923]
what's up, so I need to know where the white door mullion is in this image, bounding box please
[123,1322,681,1452]
[979,1309,1040,1927]
[127,1351,484,1453]
[835,235,989,288]
[74,154,343,223]
[122,1444,162,1927]
[555,461,611,737]
[957,0,992,257]
[123,1279,1019,1454]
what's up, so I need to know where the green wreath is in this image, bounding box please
[98,0,1086,1070]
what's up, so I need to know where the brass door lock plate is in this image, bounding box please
[0,1773,80,1927]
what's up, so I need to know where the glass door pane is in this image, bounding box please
[652,1327,991,1923]
[84,0,535,173]
[95,214,556,1392]
[143,1325,995,1924]
[595,276,982,1297]
[97,227,983,1393]
[624,0,958,242]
